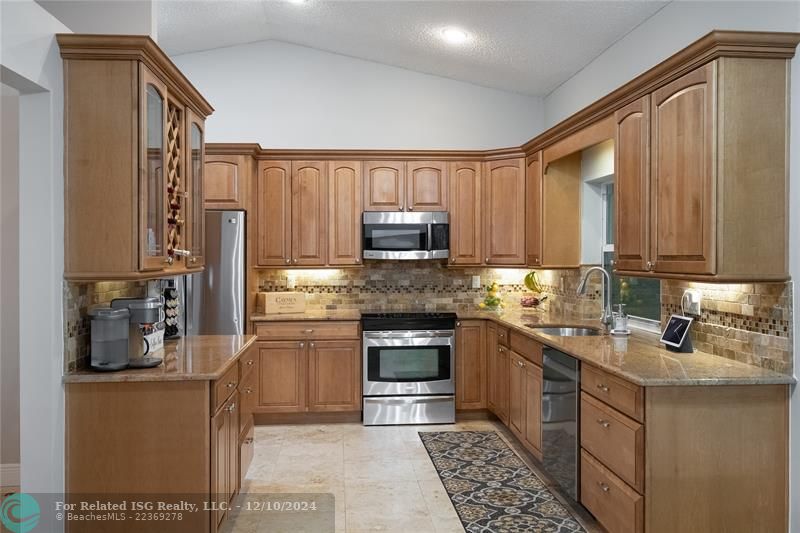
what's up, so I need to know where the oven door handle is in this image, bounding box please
[363,330,454,339]
[426,223,433,252]
[364,396,454,405]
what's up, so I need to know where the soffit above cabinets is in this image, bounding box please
[156,0,667,96]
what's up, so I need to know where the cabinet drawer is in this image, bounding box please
[239,346,257,381]
[212,364,239,414]
[581,449,643,533]
[497,327,510,347]
[254,321,360,340]
[509,332,542,366]
[580,392,644,491]
[582,365,644,422]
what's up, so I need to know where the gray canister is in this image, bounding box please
[88,306,130,371]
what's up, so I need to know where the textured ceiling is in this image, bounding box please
[157,1,668,96]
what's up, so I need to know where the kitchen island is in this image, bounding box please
[64,335,257,533]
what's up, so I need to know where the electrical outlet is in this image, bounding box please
[287,277,297,289]
[683,289,702,315]
[471,276,481,289]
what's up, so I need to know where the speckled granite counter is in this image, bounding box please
[63,335,257,383]
[464,309,795,386]
[250,307,793,386]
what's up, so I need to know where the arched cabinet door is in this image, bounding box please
[483,158,526,265]
[139,64,168,272]
[186,109,205,268]
[407,161,448,211]
[448,162,482,266]
[650,62,716,275]
[363,161,405,211]
[255,161,292,266]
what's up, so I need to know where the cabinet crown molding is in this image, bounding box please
[56,33,214,117]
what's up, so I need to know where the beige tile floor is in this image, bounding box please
[223,419,598,533]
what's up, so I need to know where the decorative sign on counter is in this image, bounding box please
[258,292,307,314]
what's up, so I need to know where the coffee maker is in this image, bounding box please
[111,297,164,368]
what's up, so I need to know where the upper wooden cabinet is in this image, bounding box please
[291,161,328,266]
[614,96,650,272]
[406,161,448,211]
[59,35,213,280]
[328,161,363,266]
[255,161,292,266]
[615,57,790,280]
[363,161,405,211]
[204,154,253,210]
[541,152,582,268]
[363,160,447,211]
[483,158,526,265]
[448,162,483,266]
[525,153,543,267]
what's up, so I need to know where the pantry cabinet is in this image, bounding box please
[59,35,213,280]
[455,320,486,410]
[483,158,526,265]
[615,58,790,281]
[448,162,483,265]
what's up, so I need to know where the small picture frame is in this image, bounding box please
[660,314,694,353]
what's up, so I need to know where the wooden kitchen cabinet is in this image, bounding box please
[455,320,486,410]
[524,362,543,454]
[508,351,526,437]
[448,162,483,265]
[308,340,361,411]
[406,161,448,211]
[483,158,526,265]
[211,391,239,529]
[363,161,405,211]
[614,95,650,272]
[186,109,206,268]
[541,152,582,268]
[328,161,363,266]
[291,161,328,266]
[255,161,292,266]
[59,35,213,280]
[615,58,790,280]
[257,341,307,412]
[204,153,253,210]
[486,324,509,423]
[525,152,543,267]
[254,322,362,415]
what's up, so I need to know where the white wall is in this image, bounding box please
[544,1,800,127]
[0,83,21,480]
[544,2,800,529]
[36,0,156,38]
[0,0,68,518]
[171,40,544,150]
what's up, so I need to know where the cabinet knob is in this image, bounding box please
[164,256,174,265]
[310,342,315,348]
[596,419,611,428]
[596,383,609,392]
[299,342,305,348]
[646,261,654,271]
[408,206,413,211]
[227,382,235,389]
[227,403,236,412]
[485,257,489,263]
[245,388,253,394]
[190,257,197,264]
[498,347,504,353]
[451,257,455,263]
[247,360,254,366]
[293,258,298,264]
[355,258,361,263]
[399,206,404,211]
[285,258,291,264]
[598,482,610,493]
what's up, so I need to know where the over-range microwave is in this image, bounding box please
[362,212,449,260]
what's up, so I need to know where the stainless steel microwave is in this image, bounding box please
[362,212,449,260]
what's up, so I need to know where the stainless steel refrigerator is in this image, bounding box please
[186,210,245,335]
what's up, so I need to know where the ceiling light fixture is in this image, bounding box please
[440,26,470,45]
[287,0,308,4]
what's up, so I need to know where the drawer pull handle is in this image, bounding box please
[227,382,236,388]
[598,482,610,493]
[303,329,314,334]
[596,419,611,428]
[596,383,610,392]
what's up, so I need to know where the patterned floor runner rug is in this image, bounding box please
[419,431,586,533]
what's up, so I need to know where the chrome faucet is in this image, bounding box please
[576,266,613,329]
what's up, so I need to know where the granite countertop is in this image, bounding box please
[251,309,362,321]
[63,335,257,383]
[463,308,795,387]
[250,307,794,387]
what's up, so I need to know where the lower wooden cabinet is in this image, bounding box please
[255,323,362,414]
[508,349,543,458]
[211,391,239,529]
[455,320,486,409]
[581,449,644,533]
[487,324,509,423]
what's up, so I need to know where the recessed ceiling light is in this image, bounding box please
[287,0,307,4]
[440,26,470,45]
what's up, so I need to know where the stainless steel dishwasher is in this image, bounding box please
[541,347,580,501]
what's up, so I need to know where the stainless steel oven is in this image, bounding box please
[361,312,456,425]
[362,212,449,260]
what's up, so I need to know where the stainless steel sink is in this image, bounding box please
[524,325,602,336]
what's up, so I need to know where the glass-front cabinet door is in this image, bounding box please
[139,64,168,271]
[186,109,205,267]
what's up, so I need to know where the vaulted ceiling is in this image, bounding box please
[156,0,668,96]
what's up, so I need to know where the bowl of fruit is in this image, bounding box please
[520,271,547,308]
[478,281,504,311]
